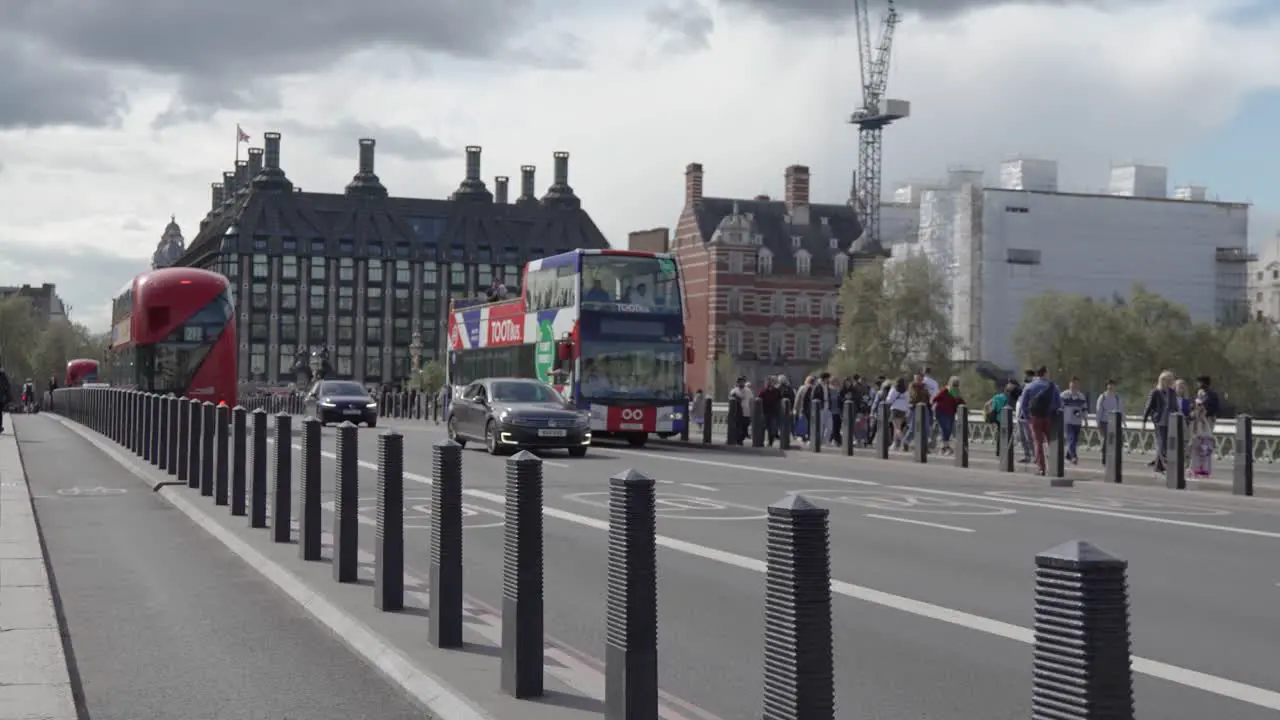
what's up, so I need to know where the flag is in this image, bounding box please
[236,124,250,143]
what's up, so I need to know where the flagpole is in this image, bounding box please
[235,125,241,165]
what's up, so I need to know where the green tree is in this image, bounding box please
[834,254,954,377]
[412,360,446,394]
[0,296,103,388]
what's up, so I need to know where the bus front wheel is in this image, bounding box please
[626,433,647,448]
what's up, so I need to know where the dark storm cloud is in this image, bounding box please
[720,0,1091,22]
[0,38,126,128]
[0,0,578,122]
[648,1,716,53]
[278,120,459,163]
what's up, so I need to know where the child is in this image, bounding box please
[1189,389,1214,477]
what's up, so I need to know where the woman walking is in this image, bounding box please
[1142,370,1178,474]
[885,377,910,450]
[931,376,964,455]
[1190,389,1215,477]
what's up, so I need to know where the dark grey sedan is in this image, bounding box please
[446,377,591,456]
[305,380,378,427]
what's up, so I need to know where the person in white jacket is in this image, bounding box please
[1095,379,1124,464]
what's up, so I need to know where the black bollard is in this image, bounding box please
[299,417,323,560]
[271,413,292,542]
[680,398,690,442]
[751,397,765,448]
[429,440,464,648]
[842,400,855,457]
[230,407,248,516]
[177,399,190,484]
[912,403,928,464]
[701,397,713,444]
[1233,415,1253,496]
[157,394,170,471]
[214,404,229,505]
[726,402,741,446]
[762,494,833,720]
[605,469,658,719]
[167,396,179,476]
[142,394,154,463]
[332,422,359,582]
[954,404,969,468]
[876,402,890,460]
[187,399,203,487]
[375,432,405,611]
[779,398,792,451]
[1048,409,1068,485]
[249,409,268,528]
[1000,406,1015,473]
[149,394,162,464]
[1105,410,1123,484]
[501,451,544,698]
[1167,413,1186,490]
[200,402,215,497]
[1031,540,1134,720]
[809,395,822,453]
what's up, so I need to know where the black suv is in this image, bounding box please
[305,380,378,427]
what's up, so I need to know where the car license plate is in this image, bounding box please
[538,429,567,437]
[343,409,361,415]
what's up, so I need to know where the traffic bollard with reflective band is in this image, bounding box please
[187,399,203,486]
[214,404,230,505]
[1048,410,1068,484]
[429,440,464,648]
[912,404,928,464]
[271,414,292,542]
[249,410,268,528]
[605,469,658,719]
[332,422,360,583]
[1105,410,1123,484]
[1167,413,1186,490]
[166,396,179,476]
[876,402,890,459]
[701,397,713,445]
[200,402,215,497]
[1234,415,1253,496]
[842,400,855,457]
[810,396,821,453]
[299,417,323,560]
[779,398,792,451]
[751,397,765,448]
[501,451,544,698]
[762,494,833,720]
[142,394,154,463]
[157,394,170,471]
[1031,541,1134,720]
[999,406,1015,473]
[230,407,248,516]
[375,432,405,611]
[954,404,969,468]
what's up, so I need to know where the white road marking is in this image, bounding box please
[608,448,880,486]
[681,483,718,492]
[276,439,1280,711]
[863,514,975,533]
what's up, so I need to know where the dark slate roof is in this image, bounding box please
[691,196,866,276]
[182,150,608,266]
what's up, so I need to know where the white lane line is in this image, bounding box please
[863,514,974,533]
[278,439,1280,711]
[611,448,1280,540]
[681,483,718,492]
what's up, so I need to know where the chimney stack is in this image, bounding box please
[495,176,509,204]
[553,151,569,186]
[211,183,224,210]
[264,132,282,170]
[518,165,537,203]
[358,138,375,173]
[222,171,236,198]
[685,163,704,207]
[465,146,482,181]
[784,164,810,211]
[234,160,249,191]
[540,151,579,208]
[247,147,264,179]
[451,145,491,201]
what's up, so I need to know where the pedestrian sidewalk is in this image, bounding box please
[0,431,77,720]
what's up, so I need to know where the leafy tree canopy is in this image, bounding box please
[0,296,105,386]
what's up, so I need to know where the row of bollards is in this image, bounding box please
[54,386,1140,720]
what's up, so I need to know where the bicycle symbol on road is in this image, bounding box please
[57,486,128,497]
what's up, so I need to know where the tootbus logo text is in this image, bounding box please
[489,319,523,344]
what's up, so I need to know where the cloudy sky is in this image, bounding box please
[2,0,1278,330]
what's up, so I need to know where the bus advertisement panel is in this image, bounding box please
[65,359,100,387]
[447,249,687,445]
[108,267,237,405]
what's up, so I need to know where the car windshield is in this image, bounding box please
[490,381,561,404]
[322,381,366,396]
[580,341,684,402]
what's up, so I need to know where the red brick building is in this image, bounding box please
[671,162,870,396]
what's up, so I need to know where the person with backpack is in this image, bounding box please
[1019,366,1062,476]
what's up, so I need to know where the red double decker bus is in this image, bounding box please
[65,359,101,387]
[108,267,237,404]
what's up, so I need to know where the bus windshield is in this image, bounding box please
[579,340,684,402]
[580,255,680,313]
[136,289,234,394]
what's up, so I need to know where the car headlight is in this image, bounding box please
[366,402,377,409]
[320,401,336,407]
[575,415,591,428]
[498,410,511,422]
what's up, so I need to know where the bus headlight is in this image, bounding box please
[667,411,684,421]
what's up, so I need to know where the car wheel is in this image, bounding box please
[447,416,466,448]
[485,421,503,455]
[568,446,588,458]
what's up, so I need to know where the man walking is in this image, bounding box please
[1020,366,1062,476]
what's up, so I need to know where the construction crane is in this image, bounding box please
[849,0,908,254]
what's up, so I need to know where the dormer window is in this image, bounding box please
[795,250,811,276]
[791,236,802,250]
[829,237,838,250]
[834,254,849,276]
[729,252,743,273]
[758,248,773,274]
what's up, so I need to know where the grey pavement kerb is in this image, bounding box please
[0,430,78,720]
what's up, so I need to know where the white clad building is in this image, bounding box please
[892,159,1252,369]
[1248,236,1280,322]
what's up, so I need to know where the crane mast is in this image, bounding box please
[849,0,907,254]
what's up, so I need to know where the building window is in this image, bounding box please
[728,289,741,315]
[829,237,838,250]
[477,264,493,288]
[337,316,354,342]
[367,259,384,285]
[367,285,383,315]
[337,346,354,377]
[250,344,267,376]
[820,329,836,356]
[311,259,327,282]
[280,285,298,311]
[395,243,410,259]
[450,265,467,290]
[366,347,382,381]
[251,282,269,310]
[769,329,784,357]
[791,236,801,250]
[758,250,773,275]
[338,258,355,283]
[250,312,268,342]
[252,254,269,279]
[393,317,411,345]
[393,288,411,316]
[222,252,240,280]
[421,295,438,321]
[795,330,811,359]
[503,264,520,291]
[369,243,383,258]
[280,315,298,343]
[278,343,295,379]
[308,285,326,311]
[395,261,411,286]
[834,254,848,276]
[337,286,354,312]
[1257,292,1264,302]
[729,253,742,273]
[393,347,410,379]
[340,240,354,255]
[795,252,811,276]
[281,256,298,281]
[823,294,838,318]
[366,316,383,344]
[423,262,439,287]
[771,294,782,315]
[308,316,326,343]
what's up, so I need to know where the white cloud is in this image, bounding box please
[2,0,1278,328]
